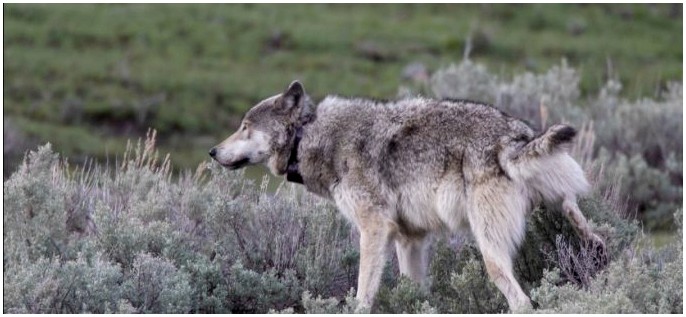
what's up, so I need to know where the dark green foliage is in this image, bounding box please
[224,262,301,313]
[298,289,361,314]
[375,277,434,313]
[422,240,509,313]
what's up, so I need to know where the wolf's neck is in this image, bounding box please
[284,103,319,183]
[285,125,304,184]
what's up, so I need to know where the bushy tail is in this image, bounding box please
[499,124,590,202]
[519,124,577,159]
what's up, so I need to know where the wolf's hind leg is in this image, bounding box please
[481,250,530,310]
[562,195,604,246]
[394,234,431,288]
[472,233,531,310]
[468,183,531,311]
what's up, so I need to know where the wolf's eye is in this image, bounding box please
[241,125,247,131]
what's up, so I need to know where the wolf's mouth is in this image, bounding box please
[224,157,250,170]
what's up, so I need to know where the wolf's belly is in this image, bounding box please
[393,179,470,234]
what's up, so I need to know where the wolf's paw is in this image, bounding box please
[589,232,605,248]
[587,233,608,267]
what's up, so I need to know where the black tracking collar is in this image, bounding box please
[286,126,304,184]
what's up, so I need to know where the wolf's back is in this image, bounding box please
[499,124,590,202]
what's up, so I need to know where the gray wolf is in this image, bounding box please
[210,81,604,311]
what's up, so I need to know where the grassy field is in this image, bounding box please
[3,3,683,173]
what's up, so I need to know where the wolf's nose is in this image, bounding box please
[209,147,217,158]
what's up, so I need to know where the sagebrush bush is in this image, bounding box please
[375,276,435,314]
[4,144,70,263]
[427,241,509,314]
[224,261,301,313]
[122,252,193,313]
[432,59,583,129]
[590,80,683,230]
[297,289,360,314]
[521,211,683,314]
[3,135,360,313]
[4,252,123,314]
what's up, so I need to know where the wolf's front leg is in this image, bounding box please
[355,210,393,312]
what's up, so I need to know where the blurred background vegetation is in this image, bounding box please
[4,3,682,171]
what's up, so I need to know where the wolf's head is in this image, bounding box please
[209,80,314,176]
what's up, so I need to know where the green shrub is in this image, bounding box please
[431,59,583,129]
[3,144,70,263]
[299,289,361,314]
[522,212,682,313]
[122,252,193,313]
[3,252,123,313]
[182,254,230,313]
[224,261,302,313]
[375,276,435,313]
[597,150,682,231]
[1,141,423,313]
[589,80,683,231]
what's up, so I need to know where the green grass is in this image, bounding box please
[649,231,679,248]
[4,3,683,172]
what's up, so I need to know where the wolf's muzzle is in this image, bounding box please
[226,157,250,170]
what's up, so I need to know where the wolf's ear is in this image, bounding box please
[281,80,305,111]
